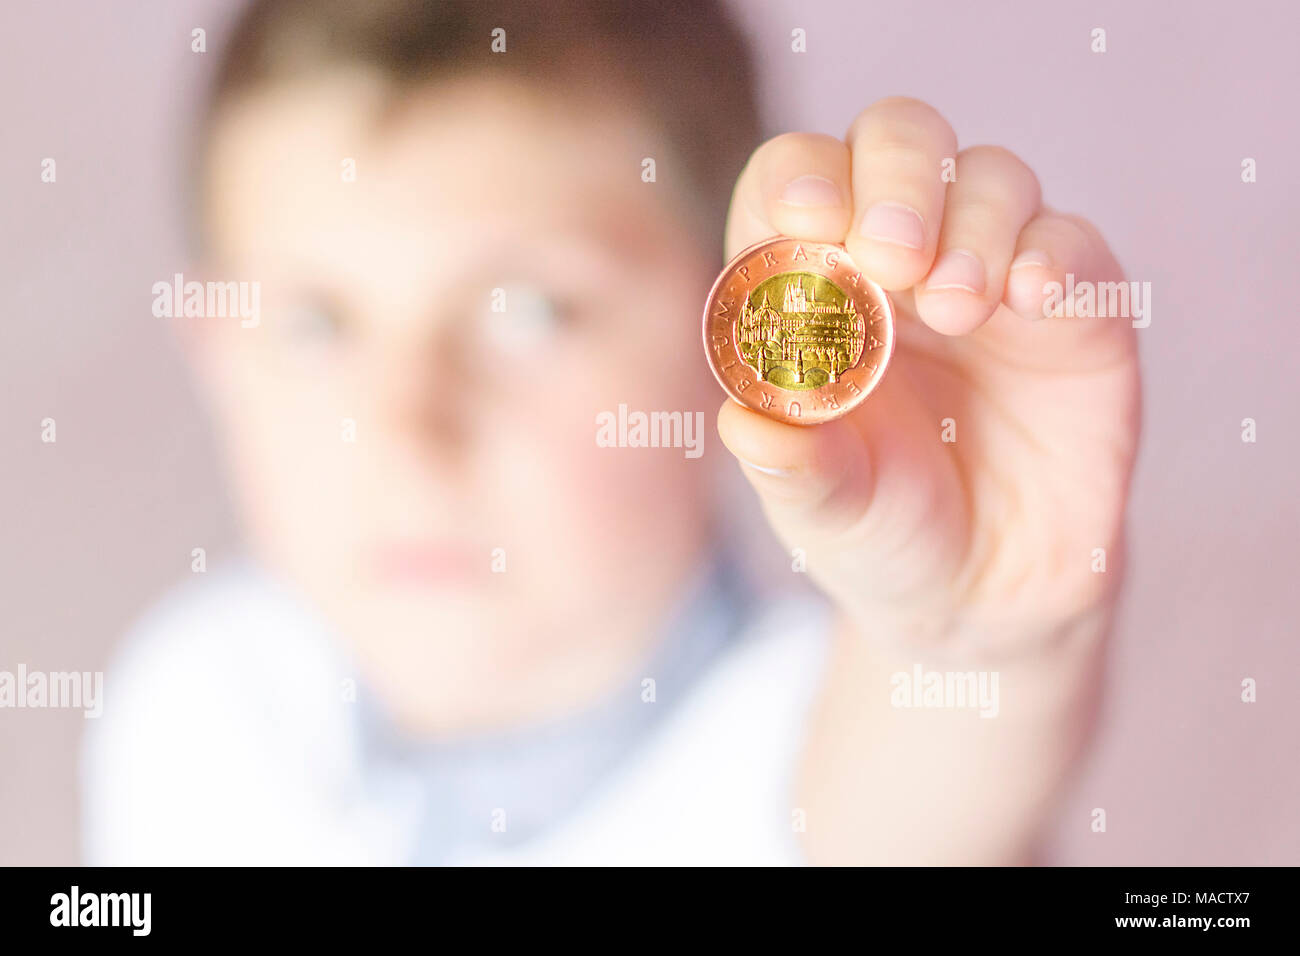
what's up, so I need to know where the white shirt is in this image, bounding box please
[81,564,830,865]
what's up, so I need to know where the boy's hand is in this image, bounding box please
[718,97,1140,660]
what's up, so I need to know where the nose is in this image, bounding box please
[364,320,474,461]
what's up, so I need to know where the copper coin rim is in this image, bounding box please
[701,237,896,425]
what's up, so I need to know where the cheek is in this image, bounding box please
[475,281,717,567]
[477,384,705,587]
[211,350,362,572]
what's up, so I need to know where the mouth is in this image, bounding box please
[369,541,485,588]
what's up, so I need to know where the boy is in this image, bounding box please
[83,0,1139,865]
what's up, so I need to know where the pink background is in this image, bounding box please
[2,0,1297,864]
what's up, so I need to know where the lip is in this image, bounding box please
[370,542,483,587]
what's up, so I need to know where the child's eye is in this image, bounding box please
[280,298,346,343]
[482,283,570,355]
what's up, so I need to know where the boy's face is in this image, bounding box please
[199,73,718,730]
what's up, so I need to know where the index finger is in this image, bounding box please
[723,132,852,262]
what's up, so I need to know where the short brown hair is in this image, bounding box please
[197,0,762,255]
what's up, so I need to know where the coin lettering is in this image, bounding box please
[701,238,895,426]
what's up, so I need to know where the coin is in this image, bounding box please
[702,238,895,426]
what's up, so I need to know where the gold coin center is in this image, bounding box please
[736,271,865,391]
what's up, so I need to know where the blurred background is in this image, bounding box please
[2,0,1297,864]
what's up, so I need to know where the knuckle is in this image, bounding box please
[957,145,1041,202]
[1055,212,1103,245]
[850,96,956,153]
[944,195,1011,229]
[1035,213,1095,251]
[754,130,840,163]
[855,141,939,178]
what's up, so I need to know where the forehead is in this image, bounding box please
[202,71,679,278]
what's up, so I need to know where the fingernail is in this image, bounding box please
[926,249,986,294]
[857,202,926,250]
[778,174,844,207]
[737,457,793,478]
[1010,248,1052,271]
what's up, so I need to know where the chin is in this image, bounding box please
[342,593,547,657]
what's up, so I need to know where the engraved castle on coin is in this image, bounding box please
[736,271,866,391]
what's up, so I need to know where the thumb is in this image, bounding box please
[716,399,872,527]
[715,388,967,613]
